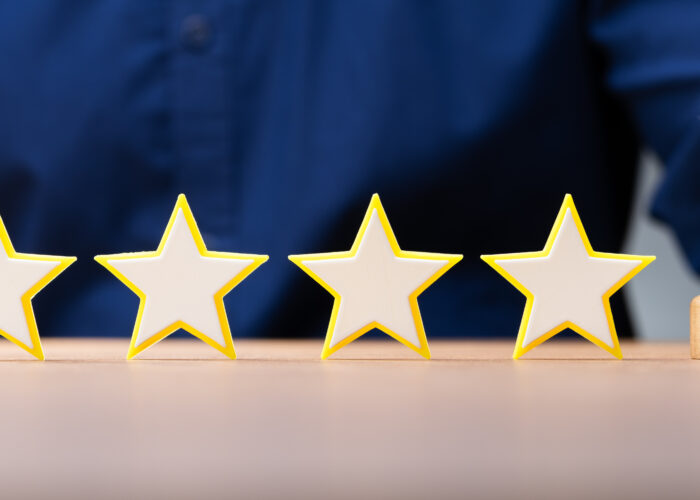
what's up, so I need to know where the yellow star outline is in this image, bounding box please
[95,194,268,360]
[0,215,75,360]
[289,194,462,359]
[481,194,655,359]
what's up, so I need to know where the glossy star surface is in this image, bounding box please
[290,194,462,359]
[482,194,654,359]
[96,195,267,359]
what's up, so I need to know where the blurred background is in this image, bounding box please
[627,154,700,340]
[1,1,699,342]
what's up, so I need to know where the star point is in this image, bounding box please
[96,194,267,359]
[290,194,462,359]
[482,194,654,359]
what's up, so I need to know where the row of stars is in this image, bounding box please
[0,194,653,360]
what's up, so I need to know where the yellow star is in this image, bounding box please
[95,195,267,359]
[482,194,654,359]
[0,215,75,360]
[289,194,462,359]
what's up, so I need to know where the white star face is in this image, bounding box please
[0,216,75,360]
[96,195,267,359]
[106,210,253,347]
[290,194,462,359]
[0,247,61,346]
[482,195,654,359]
[302,210,448,349]
[495,209,640,348]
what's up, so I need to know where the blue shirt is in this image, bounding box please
[1,1,699,339]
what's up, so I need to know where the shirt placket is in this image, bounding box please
[171,0,234,247]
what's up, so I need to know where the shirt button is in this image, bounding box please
[180,14,212,50]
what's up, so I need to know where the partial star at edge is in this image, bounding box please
[95,194,267,359]
[482,194,654,359]
[289,194,462,359]
[0,215,75,360]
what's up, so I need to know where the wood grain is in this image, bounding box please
[0,338,698,500]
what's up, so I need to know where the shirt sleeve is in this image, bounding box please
[588,0,700,271]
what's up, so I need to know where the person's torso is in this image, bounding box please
[0,1,639,338]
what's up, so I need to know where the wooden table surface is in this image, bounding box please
[1,338,699,499]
